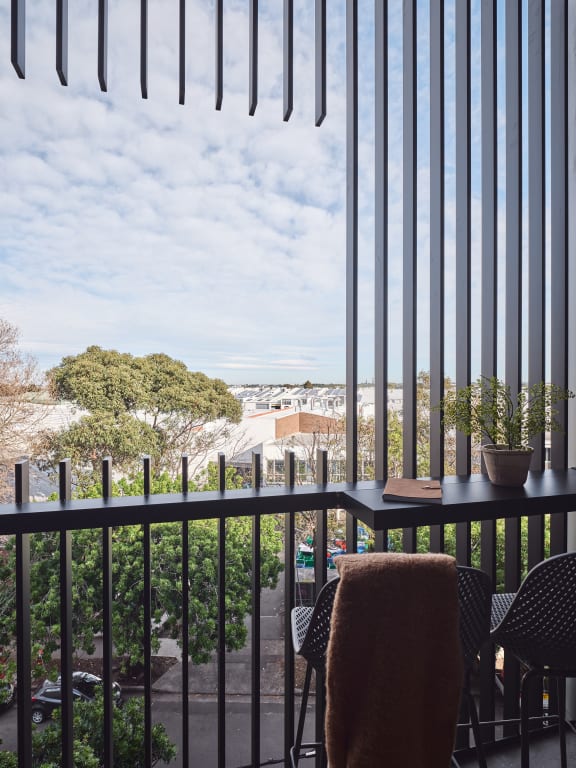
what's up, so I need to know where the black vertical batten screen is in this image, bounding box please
[251,452,261,767]
[59,460,73,768]
[479,2,497,738]
[283,451,295,766]
[429,0,444,480]
[455,0,471,478]
[140,0,148,98]
[98,0,107,91]
[249,0,258,115]
[217,453,226,768]
[503,5,523,734]
[315,0,326,126]
[454,0,471,566]
[56,0,68,85]
[402,0,417,480]
[181,455,190,768]
[527,0,545,578]
[374,0,388,481]
[505,0,522,396]
[142,457,152,766]
[345,0,358,484]
[179,0,185,105]
[528,0,545,470]
[15,461,32,768]
[102,458,114,768]
[345,0,358,556]
[283,0,293,121]
[550,1,568,475]
[11,0,25,77]
[215,0,223,109]
[481,0,497,382]
[402,0,417,553]
[549,0,569,556]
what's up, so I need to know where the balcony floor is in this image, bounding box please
[456,727,576,767]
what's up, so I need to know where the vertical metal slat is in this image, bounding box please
[249,0,258,115]
[283,0,293,121]
[98,0,107,90]
[315,0,326,126]
[402,0,417,480]
[56,0,68,85]
[429,0,445,479]
[215,0,223,110]
[179,0,185,104]
[314,449,328,768]
[374,0,388,481]
[527,0,545,469]
[11,0,25,77]
[140,0,148,98]
[142,456,152,766]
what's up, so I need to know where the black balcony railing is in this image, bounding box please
[1,454,570,768]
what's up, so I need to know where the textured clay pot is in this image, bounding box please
[482,444,534,487]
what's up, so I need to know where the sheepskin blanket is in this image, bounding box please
[325,552,463,768]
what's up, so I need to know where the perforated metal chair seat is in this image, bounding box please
[491,592,514,630]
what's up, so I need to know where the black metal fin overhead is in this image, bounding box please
[140,0,148,98]
[315,0,326,126]
[11,0,25,78]
[56,0,68,85]
[179,0,185,104]
[249,0,258,116]
[283,0,293,121]
[98,0,108,91]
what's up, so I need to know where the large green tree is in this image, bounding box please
[0,465,283,670]
[38,346,242,481]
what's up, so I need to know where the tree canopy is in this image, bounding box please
[38,346,242,480]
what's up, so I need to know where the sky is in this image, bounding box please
[0,1,554,386]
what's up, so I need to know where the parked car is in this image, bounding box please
[31,671,122,724]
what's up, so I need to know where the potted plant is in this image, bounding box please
[436,376,574,486]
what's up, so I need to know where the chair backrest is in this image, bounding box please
[292,577,339,673]
[457,566,493,672]
[491,551,576,670]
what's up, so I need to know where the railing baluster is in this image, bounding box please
[140,0,148,98]
[102,457,114,768]
[283,450,296,765]
[59,459,73,768]
[314,449,328,768]
[217,452,226,768]
[142,458,152,767]
[181,455,190,768]
[15,460,32,768]
[251,452,261,767]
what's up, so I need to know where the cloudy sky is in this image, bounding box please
[0,1,549,385]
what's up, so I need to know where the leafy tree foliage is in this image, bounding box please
[21,693,176,767]
[0,463,283,672]
[38,346,242,479]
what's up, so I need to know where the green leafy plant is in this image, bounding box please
[435,376,574,450]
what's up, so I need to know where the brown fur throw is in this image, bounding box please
[325,553,463,768]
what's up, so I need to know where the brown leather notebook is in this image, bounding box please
[382,477,442,504]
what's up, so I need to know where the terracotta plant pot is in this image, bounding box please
[482,444,534,487]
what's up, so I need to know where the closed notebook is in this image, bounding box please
[382,477,442,504]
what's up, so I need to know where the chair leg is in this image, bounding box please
[291,663,313,768]
[467,690,488,768]
[519,670,534,768]
[557,678,567,768]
